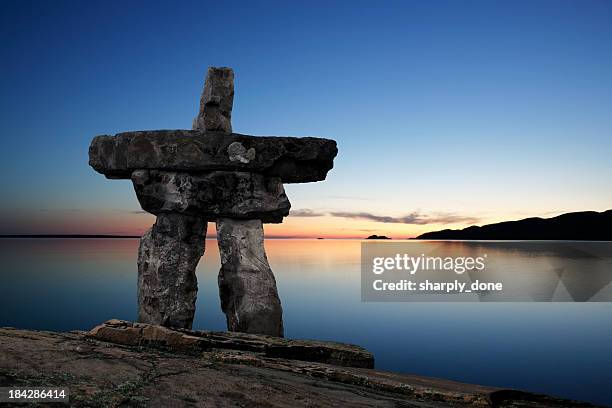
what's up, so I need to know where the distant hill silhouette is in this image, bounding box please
[366,235,391,240]
[415,210,612,240]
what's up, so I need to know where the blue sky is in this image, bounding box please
[1,0,611,237]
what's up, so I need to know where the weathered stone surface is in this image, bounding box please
[88,319,373,368]
[193,67,234,133]
[131,170,290,223]
[1,325,596,407]
[88,66,338,341]
[217,218,284,337]
[138,213,207,329]
[88,130,338,183]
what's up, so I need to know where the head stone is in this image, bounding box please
[193,67,234,133]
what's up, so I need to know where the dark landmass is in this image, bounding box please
[415,210,612,240]
[0,320,596,407]
[366,235,391,240]
[0,234,141,239]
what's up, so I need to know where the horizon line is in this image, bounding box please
[0,234,395,240]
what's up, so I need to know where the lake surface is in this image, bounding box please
[1,238,611,406]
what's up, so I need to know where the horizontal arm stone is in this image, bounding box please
[132,170,290,223]
[89,130,337,183]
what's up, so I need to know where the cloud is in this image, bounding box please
[290,208,479,225]
[289,209,327,217]
[323,195,376,201]
[423,213,480,225]
[330,211,479,225]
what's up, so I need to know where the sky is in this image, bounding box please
[1,0,611,238]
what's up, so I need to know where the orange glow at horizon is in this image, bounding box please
[4,206,592,239]
[1,210,490,239]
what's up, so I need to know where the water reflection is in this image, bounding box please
[0,238,611,406]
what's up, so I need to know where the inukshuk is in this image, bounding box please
[88,67,337,337]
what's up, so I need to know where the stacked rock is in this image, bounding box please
[88,67,337,337]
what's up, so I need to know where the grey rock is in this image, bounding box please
[88,319,375,369]
[216,218,284,337]
[88,66,339,340]
[88,130,337,183]
[131,170,290,223]
[227,141,256,163]
[2,325,595,408]
[193,67,234,133]
[137,213,207,329]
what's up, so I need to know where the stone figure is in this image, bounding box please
[89,67,337,336]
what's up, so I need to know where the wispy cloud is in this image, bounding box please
[289,209,327,217]
[323,195,377,201]
[290,209,479,225]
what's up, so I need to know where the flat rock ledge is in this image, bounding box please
[89,319,371,369]
[0,321,598,408]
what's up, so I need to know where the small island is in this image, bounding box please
[366,235,391,240]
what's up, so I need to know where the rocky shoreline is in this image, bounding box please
[0,320,598,407]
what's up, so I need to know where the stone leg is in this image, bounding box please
[216,218,284,337]
[137,213,207,329]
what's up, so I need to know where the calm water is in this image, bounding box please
[1,238,611,406]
